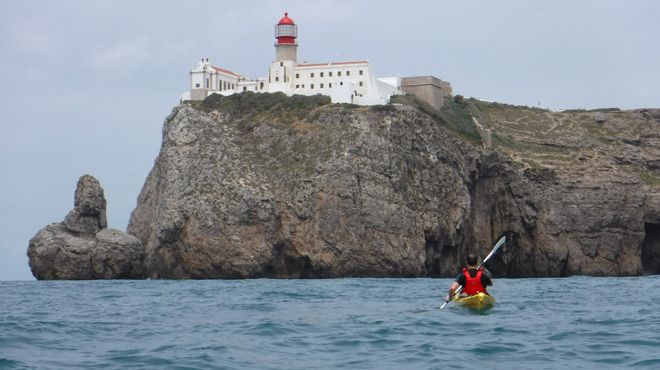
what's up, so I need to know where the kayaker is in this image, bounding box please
[445,253,493,302]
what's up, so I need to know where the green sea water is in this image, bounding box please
[1,276,659,369]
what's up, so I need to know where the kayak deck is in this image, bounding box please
[455,292,495,310]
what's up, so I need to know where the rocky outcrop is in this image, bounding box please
[127,93,660,278]
[28,175,144,279]
[63,174,108,234]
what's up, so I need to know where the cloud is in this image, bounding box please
[86,37,154,76]
[7,14,61,57]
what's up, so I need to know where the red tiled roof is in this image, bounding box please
[211,66,241,78]
[296,60,369,68]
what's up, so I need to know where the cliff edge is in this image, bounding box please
[127,92,660,278]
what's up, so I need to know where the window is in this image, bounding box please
[260,82,264,89]
[329,83,332,88]
[359,70,363,75]
[311,84,314,89]
[280,62,283,66]
[338,71,342,76]
[205,78,209,88]
[310,72,314,78]
[195,83,200,88]
[340,82,343,85]
[243,87,247,91]
[296,84,300,88]
[329,71,333,77]
[320,83,324,88]
[275,76,279,82]
[320,72,324,77]
[296,73,299,78]
[346,71,350,76]
[302,84,305,88]
[231,83,234,89]
[359,81,363,87]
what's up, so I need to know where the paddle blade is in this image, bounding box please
[479,236,506,268]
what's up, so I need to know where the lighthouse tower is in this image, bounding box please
[275,12,298,62]
[268,13,297,92]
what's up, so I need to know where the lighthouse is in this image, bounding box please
[269,12,298,92]
[274,12,298,62]
[185,12,447,106]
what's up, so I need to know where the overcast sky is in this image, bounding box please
[1,0,658,280]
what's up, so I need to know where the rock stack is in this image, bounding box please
[27,175,145,279]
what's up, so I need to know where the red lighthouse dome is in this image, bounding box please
[275,12,297,45]
[278,12,295,25]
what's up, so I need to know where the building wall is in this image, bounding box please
[211,73,239,92]
[191,88,209,101]
[401,76,452,110]
[189,59,407,105]
[291,62,373,102]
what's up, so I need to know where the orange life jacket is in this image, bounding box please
[462,267,487,295]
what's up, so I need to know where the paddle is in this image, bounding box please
[440,235,506,309]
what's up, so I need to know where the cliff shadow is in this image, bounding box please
[642,222,660,274]
[424,231,460,277]
[265,241,313,278]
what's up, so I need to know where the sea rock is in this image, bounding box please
[28,175,145,280]
[127,93,660,278]
[63,175,108,233]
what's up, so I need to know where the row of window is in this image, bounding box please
[295,81,364,89]
[296,70,364,79]
[198,80,272,92]
[196,79,232,90]
[218,80,235,91]
[242,82,266,91]
[198,78,366,92]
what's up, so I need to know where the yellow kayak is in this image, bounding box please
[455,292,495,310]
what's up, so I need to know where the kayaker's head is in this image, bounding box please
[466,253,478,268]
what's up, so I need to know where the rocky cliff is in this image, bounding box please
[127,92,660,278]
[28,175,145,279]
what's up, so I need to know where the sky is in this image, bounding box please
[1,0,658,280]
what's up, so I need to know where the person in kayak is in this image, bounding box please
[445,253,493,302]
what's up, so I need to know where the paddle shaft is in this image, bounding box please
[440,236,506,309]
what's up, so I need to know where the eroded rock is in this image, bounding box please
[28,175,144,280]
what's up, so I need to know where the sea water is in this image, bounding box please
[1,276,659,369]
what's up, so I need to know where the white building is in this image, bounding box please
[183,13,401,105]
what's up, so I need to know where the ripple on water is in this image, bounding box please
[632,358,660,367]
[0,358,27,369]
[468,341,525,356]
[242,320,301,336]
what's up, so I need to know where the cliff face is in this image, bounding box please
[127,93,660,278]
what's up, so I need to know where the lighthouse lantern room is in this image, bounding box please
[275,13,297,44]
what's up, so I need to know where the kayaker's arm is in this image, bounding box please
[482,267,493,285]
[446,281,460,302]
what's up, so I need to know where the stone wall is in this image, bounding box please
[401,76,452,110]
